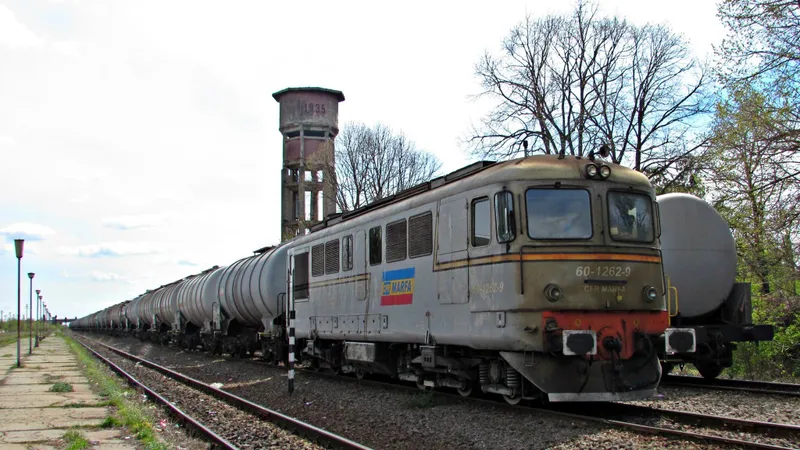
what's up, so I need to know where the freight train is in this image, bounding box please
[70,154,772,403]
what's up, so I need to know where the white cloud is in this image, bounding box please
[58,241,159,257]
[0,223,56,241]
[102,214,168,230]
[0,5,42,49]
[89,270,123,282]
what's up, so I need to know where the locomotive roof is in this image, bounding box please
[300,154,651,238]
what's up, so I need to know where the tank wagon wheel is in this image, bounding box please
[503,394,522,405]
[355,368,365,380]
[694,361,724,379]
[457,380,473,398]
[416,378,429,391]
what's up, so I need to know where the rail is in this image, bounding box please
[663,374,800,397]
[73,338,238,449]
[75,335,371,450]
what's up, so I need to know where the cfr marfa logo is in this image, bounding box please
[381,268,415,306]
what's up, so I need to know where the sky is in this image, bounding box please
[0,0,728,320]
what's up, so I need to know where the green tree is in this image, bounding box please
[705,84,800,378]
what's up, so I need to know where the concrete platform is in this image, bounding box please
[0,335,137,449]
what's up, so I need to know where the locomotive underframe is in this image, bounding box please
[300,329,665,403]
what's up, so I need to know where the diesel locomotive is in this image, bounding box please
[72,153,700,403]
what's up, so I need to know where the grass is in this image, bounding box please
[62,334,169,450]
[50,382,74,392]
[2,354,11,357]
[62,429,90,450]
[100,416,122,428]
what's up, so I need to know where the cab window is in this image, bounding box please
[608,192,655,243]
[471,197,491,247]
[526,188,592,239]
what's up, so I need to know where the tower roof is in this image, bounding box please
[272,87,345,102]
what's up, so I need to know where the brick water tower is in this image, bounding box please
[273,87,345,240]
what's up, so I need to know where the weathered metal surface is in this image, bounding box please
[217,245,289,330]
[657,193,736,318]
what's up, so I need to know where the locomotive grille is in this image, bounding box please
[311,244,324,276]
[408,211,433,258]
[325,240,340,274]
[386,219,408,262]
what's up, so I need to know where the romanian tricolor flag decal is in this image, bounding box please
[381,268,415,306]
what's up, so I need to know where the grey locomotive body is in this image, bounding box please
[287,155,690,402]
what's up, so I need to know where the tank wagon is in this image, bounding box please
[656,193,774,378]
[72,153,701,403]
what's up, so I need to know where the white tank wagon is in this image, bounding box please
[213,245,289,359]
[656,193,774,378]
[174,265,224,338]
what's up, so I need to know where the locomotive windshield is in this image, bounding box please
[526,188,592,239]
[608,192,655,243]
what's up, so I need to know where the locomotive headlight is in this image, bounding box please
[544,284,563,302]
[643,286,658,303]
[599,164,612,179]
[585,164,598,178]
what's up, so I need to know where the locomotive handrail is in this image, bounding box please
[666,275,679,318]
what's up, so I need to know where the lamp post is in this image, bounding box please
[35,290,41,347]
[27,272,34,354]
[14,239,24,368]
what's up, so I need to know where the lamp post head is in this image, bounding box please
[38,295,42,300]
[28,272,34,279]
[14,239,24,258]
[36,289,40,295]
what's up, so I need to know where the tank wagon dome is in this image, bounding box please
[656,193,738,318]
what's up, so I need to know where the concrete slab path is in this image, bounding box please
[0,334,138,449]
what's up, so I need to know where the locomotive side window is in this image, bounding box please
[386,219,408,263]
[311,243,325,277]
[408,211,433,258]
[495,191,516,243]
[526,189,592,239]
[292,252,309,300]
[342,235,353,271]
[325,239,340,274]
[608,192,655,243]
[471,197,491,247]
[369,226,382,265]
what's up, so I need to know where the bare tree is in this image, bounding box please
[717,0,800,88]
[468,0,710,176]
[310,122,442,213]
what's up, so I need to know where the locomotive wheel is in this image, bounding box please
[503,394,522,405]
[694,361,724,379]
[416,378,428,390]
[457,381,473,397]
[355,368,365,380]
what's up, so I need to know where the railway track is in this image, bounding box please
[313,369,800,450]
[663,374,800,397]
[72,336,371,450]
[76,334,799,450]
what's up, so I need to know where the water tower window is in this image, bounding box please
[305,130,326,138]
[304,171,313,182]
[285,130,300,139]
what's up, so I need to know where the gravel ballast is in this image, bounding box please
[82,338,325,450]
[73,333,757,450]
